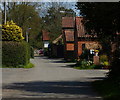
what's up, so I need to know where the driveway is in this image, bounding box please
[2,56,109,100]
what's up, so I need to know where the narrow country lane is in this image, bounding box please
[2,57,109,100]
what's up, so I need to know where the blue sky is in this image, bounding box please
[0,2,80,17]
[39,2,80,17]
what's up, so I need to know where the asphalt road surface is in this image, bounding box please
[2,56,109,100]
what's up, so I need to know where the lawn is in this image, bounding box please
[2,63,34,68]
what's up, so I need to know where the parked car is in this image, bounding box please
[39,49,44,55]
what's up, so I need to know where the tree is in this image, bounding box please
[2,2,76,48]
[76,2,120,78]
[42,6,75,41]
[6,3,43,48]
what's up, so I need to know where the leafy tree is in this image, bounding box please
[76,2,120,78]
[42,6,75,41]
[7,3,43,48]
[2,2,76,48]
[76,3,120,33]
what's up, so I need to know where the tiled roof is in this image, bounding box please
[62,17,75,28]
[76,16,86,37]
[42,30,50,41]
[62,16,98,41]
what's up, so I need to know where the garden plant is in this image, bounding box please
[2,21,34,68]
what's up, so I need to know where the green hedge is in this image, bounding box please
[2,41,30,67]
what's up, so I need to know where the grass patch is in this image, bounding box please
[74,67,93,70]
[92,79,120,100]
[74,64,103,69]
[23,63,34,68]
[74,66,93,69]
[2,63,34,68]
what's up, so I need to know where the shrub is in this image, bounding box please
[2,41,30,67]
[102,61,109,66]
[76,60,93,69]
[100,54,110,68]
[80,49,90,60]
[44,48,48,56]
[109,48,120,78]
[100,54,108,62]
[80,49,94,61]
[75,60,104,69]
[2,20,24,41]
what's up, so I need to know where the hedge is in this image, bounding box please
[2,41,30,67]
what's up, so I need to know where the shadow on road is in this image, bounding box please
[3,56,105,100]
[2,98,102,100]
[38,56,76,64]
[3,80,97,96]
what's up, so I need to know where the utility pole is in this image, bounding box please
[4,2,6,24]
[26,31,28,42]
[25,17,32,42]
[26,28,31,42]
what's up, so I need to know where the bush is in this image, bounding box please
[100,54,108,62]
[93,79,120,100]
[2,20,24,41]
[100,54,110,68]
[109,49,120,78]
[75,60,104,69]
[76,60,93,69]
[80,49,94,61]
[2,41,30,67]
[44,48,48,56]
[80,49,90,60]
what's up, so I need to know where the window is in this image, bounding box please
[82,44,85,50]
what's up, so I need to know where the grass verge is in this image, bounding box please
[2,63,34,68]
[74,64,103,69]
[23,63,34,68]
[92,79,120,100]
[74,66,93,69]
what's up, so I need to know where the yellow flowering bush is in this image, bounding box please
[2,21,24,41]
[95,50,99,53]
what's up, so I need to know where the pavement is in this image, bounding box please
[2,56,109,100]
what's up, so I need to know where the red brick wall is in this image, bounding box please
[66,43,74,51]
[76,17,86,37]
[65,30,74,41]
[78,42,83,56]
[78,41,99,56]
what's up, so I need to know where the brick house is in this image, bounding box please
[42,30,64,58]
[42,30,50,48]
[50,35,64,58]
[62,16,101,60]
